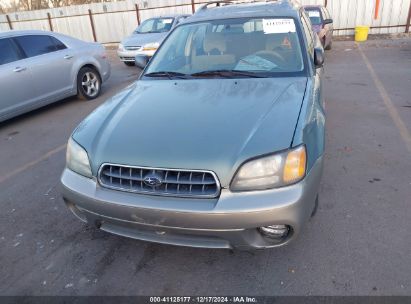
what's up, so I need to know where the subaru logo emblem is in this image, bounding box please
[143,175,162,187]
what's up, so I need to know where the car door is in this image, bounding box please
[321,7,333,45]
[0,37,35,121]
[13,35,74,103]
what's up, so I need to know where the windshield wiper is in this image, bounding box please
[190,69,267,78]
[144,71,190,79]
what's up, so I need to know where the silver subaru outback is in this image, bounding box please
[61,0,326,250]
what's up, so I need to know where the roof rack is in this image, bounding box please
[195,0,299,13]
[197,1,234,12]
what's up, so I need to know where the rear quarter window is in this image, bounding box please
[50,36,67,50]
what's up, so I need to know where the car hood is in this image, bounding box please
[122,32,167,47]
[73,78,307,187]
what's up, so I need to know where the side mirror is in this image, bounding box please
[134,55,150,69]
[323,18,333,25]
[314,47,324,68]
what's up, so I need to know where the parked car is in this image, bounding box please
[0,30,110,123]
[61,0,325,250]
[303,5,333,50]
[117,15,190,66]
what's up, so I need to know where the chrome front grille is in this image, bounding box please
[98,164,220,198]
[125,46,141,51]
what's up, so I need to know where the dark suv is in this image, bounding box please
[303,5,333,50]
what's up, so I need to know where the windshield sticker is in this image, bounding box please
[263,19,296,34]
[162,19,173,24]
[308,11,321,17]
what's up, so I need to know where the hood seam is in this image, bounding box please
[290,78,309,148]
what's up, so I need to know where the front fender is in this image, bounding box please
[292,77,325,173]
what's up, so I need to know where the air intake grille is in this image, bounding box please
[98,164,220,198]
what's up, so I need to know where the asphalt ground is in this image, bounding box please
[0,39,410,296]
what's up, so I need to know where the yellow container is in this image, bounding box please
[355,26,369,42]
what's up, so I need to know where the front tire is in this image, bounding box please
[325,40,332,50]
[77,67,102,100]
[124,62,135,66]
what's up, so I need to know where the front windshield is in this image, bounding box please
[135,17,174,34]
[306,9,322,25]
[144,17,305,78]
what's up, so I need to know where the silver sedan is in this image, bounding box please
[0,30,111,122]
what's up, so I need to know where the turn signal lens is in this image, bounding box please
[143,47,158,51]
[142,42,160,51]
[283,146,306,183]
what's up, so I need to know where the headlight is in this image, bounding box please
[118,43,124,51]
[66,137,92,178]
[231,145,306,191]
[142,42,160,51]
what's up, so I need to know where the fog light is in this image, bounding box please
[259,225,290,239]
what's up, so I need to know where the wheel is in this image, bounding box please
[124,61,135,66]
[325,40,332,50]
[311,194,319,218]
[77,67,101,100]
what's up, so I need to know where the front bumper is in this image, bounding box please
[117,49,156,62]
[60,157,323,249]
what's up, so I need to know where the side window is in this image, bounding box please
[50,36,67,51]
[0,38,21,65]
[14,35,57,58]
[300,14,314,57]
